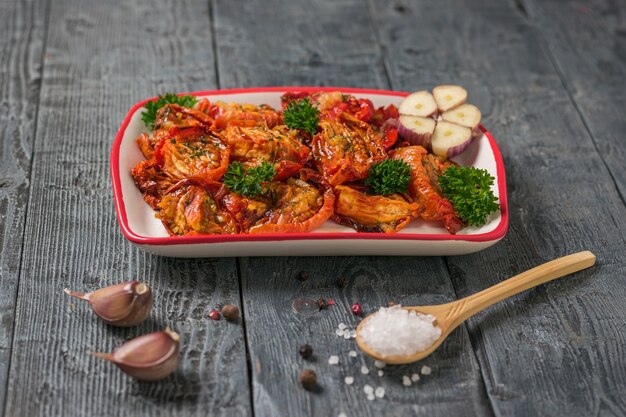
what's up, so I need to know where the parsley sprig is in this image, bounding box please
[141,93,198,130]
[439,166,499,226]
[365,159,411,195]
[223,161,276,197]
[283,98,319,135]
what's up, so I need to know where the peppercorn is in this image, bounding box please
[299,344,313,359]
[221,304,240,321]
[336,276,348,288]
[299,369,317,390]
[208,309,220,320]
[351,302,362,315]
[296,271,309,282]
[316,298,328,310]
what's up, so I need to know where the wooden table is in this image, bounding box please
[1,0,624,415]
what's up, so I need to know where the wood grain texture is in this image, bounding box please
[369,0,626,415]
[239,257,493,417]
[215,0,493,415]
[211,0,389,88]
[0,0,47,410]
[3,0,251,416]
[522,0,626,201]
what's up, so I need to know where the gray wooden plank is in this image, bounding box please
[369,0,626,415]
[0,0,47,411]
[523,0,626,201]
[214,0,493,415]
[3,0,251,416]
[212,0,389,89]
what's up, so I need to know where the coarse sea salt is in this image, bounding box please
[359,305,441,357]
[344,376,354,385]
[421,365,432,375]
[348,350,358,357]
[328,355,339,365]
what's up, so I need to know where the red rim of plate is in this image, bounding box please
[111,86,509,246]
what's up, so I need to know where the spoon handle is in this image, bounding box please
[453,251,596,325]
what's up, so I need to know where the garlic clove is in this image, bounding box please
[64,281,153,327]
[92,327,180,381]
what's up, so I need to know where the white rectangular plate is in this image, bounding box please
[111,87,508,257]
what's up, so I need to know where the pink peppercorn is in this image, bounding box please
[208,309,220,320]
[351,302,362,315]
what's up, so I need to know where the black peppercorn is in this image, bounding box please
[299,344,313,359]
[221,304,240,321]
[300,369,317,390]
[316,298,327,309]
[296,271,309,281]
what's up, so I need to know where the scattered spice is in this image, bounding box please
[344,376,354,385]
[208,309,220,321]
[402,375,412,386]
[328,355,339,365]
[411,373,420,382]
[221,304,240,321]
[360,365,370,375]
[348,350,357,357]
[316,298,328,310]
[351,302,362,315]
[387,301,397,307]
[296,271,309,282]
[336,276,348,288]
[299,344,313,359]
[421,365,432,375]
[300,369,317,390]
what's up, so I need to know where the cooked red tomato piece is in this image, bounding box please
[332,185,422,233]
[155,103,216,131]
[221,169,334,234]
[156,126,229,185]
[392,146,464,233]
[281,92,375,123]
[130,159,174,209]
[311,112,387,186]
[210,101,282,130]
[157,184,237,235]
[223,125,310,181]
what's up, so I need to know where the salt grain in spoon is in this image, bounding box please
[358,305,441,358]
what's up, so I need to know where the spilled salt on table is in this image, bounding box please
[359,305,441,357]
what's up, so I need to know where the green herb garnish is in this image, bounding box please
[141,93,198,130]
[283,98,319,135]
[439,166,499,226]
[365,159,411,195]
[223,161,276,197]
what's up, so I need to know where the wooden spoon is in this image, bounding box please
[356,251,596,364]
